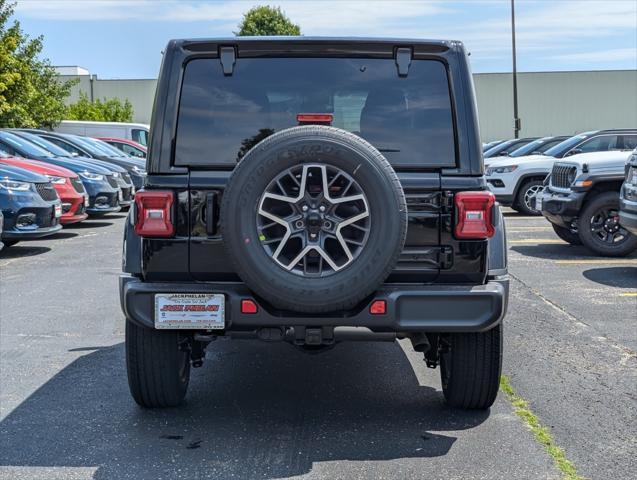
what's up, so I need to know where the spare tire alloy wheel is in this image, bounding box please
[221,126,408,313]
[257,164,370,276]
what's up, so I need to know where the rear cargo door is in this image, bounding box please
[174,51,455,282]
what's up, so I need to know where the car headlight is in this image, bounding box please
[46,175,67,184]
[132,165,147,176]
[112,172,119,178]
[486,165,518,176]
[80,171,104,181]
[0,179,31,191]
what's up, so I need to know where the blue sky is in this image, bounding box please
[14,0,637,78]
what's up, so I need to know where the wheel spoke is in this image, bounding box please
[258,163,370,276]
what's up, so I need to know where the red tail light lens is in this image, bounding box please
[296,113,333,124]
[369,300,387,315]
[240,299,258,314]
[134,190,174,237]
[454,191,496,239]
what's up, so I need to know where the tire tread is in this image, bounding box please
[125,321,189,408]
[442,324,502,409]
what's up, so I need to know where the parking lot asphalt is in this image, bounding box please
[1,211,635,480]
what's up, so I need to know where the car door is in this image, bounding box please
[620,134,637,151]
[575,134,620,154]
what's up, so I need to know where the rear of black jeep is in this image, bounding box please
[120,38,509,410]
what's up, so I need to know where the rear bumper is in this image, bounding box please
[120,275,509,333]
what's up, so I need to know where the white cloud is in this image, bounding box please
[550,48,637,65]
[14,0,637,70]
[14,0,449,24]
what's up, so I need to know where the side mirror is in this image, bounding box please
[565,148,582,157]
[499,151,509,156]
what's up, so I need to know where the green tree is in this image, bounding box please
[66,92,134,122]
[235,5,301,36]
[0,0,74,128]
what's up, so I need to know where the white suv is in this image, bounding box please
[486,154,554,215]
[485,130,637,215]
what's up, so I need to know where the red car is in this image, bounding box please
[0,155,88,224]
[96,137,147,158]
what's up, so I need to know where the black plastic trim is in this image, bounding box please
[120,275,508,333]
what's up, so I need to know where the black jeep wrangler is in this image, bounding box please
[120,38,509,410]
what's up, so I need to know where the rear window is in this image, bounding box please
[174,57,456,168]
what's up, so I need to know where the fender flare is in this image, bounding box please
[122,208,142,275]
[512,171,551,202]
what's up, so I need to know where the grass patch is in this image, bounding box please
[500,375,586,480]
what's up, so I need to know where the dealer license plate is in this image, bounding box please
[535,195,542,211]
[54,204,62,218]
[154,293,225,329]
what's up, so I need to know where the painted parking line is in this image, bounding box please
[555,259,637,265]
[508,239,565,244]
[507,227,553,232]
[619,292,637,297]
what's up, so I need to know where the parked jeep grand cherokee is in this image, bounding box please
[120,38,509,410]
[537,150,637,256]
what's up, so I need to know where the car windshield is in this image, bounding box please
[0,131,55,157]
[84,137,127,157]
[15,132,73,157]
[69,135,113,156]
[508,138,547,157]
[544,135,587,157]
[175,57,457,168]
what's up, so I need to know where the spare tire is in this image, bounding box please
[220,126,407,313]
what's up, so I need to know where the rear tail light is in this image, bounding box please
[454,191,496,239]
[134,190,174,237]
[297,113,333,125]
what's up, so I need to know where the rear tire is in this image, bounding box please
[440,324,502,409]
[515,179,544,216]
[551,224,582,245]
[125,320,190,408]
[578,192,637,257]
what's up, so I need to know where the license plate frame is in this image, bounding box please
[154,293,225,330]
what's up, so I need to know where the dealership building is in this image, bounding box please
[55,67,637,142]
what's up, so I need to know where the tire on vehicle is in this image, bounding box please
[220,125,408,313]
[515,178,544,216]
[551,223,582,245]
[126,320,190,408]
[577,191,637,257]
[440,324,502,409]
[2,240,18,247]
